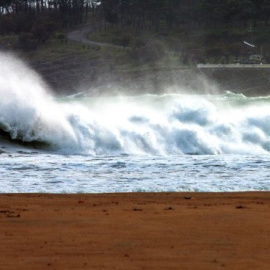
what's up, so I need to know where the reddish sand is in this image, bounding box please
[0,192,269,269]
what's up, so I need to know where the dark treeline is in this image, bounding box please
[2,0,270,38]
[99,0,270,31]
[0,0,99,31]
[0,0,100,49]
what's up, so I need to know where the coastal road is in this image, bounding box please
[67,24,127,49]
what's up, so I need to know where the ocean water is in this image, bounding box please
[1,53,270,193]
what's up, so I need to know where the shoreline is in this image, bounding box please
[1,192,270,269]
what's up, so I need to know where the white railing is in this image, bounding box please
[197,63,270,69]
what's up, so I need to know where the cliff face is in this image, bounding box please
[30,58,270,97]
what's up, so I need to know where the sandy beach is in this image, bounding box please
[0,192,269,269]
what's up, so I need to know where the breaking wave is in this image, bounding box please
[1,52,270,155]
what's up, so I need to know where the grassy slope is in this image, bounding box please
[0,21,192,71]
[1,22,270,96]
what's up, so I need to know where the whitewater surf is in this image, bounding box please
[1,52,270,192]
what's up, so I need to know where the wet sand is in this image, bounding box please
[0,192,269,269]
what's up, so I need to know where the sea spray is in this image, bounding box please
[0,52,78,150]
